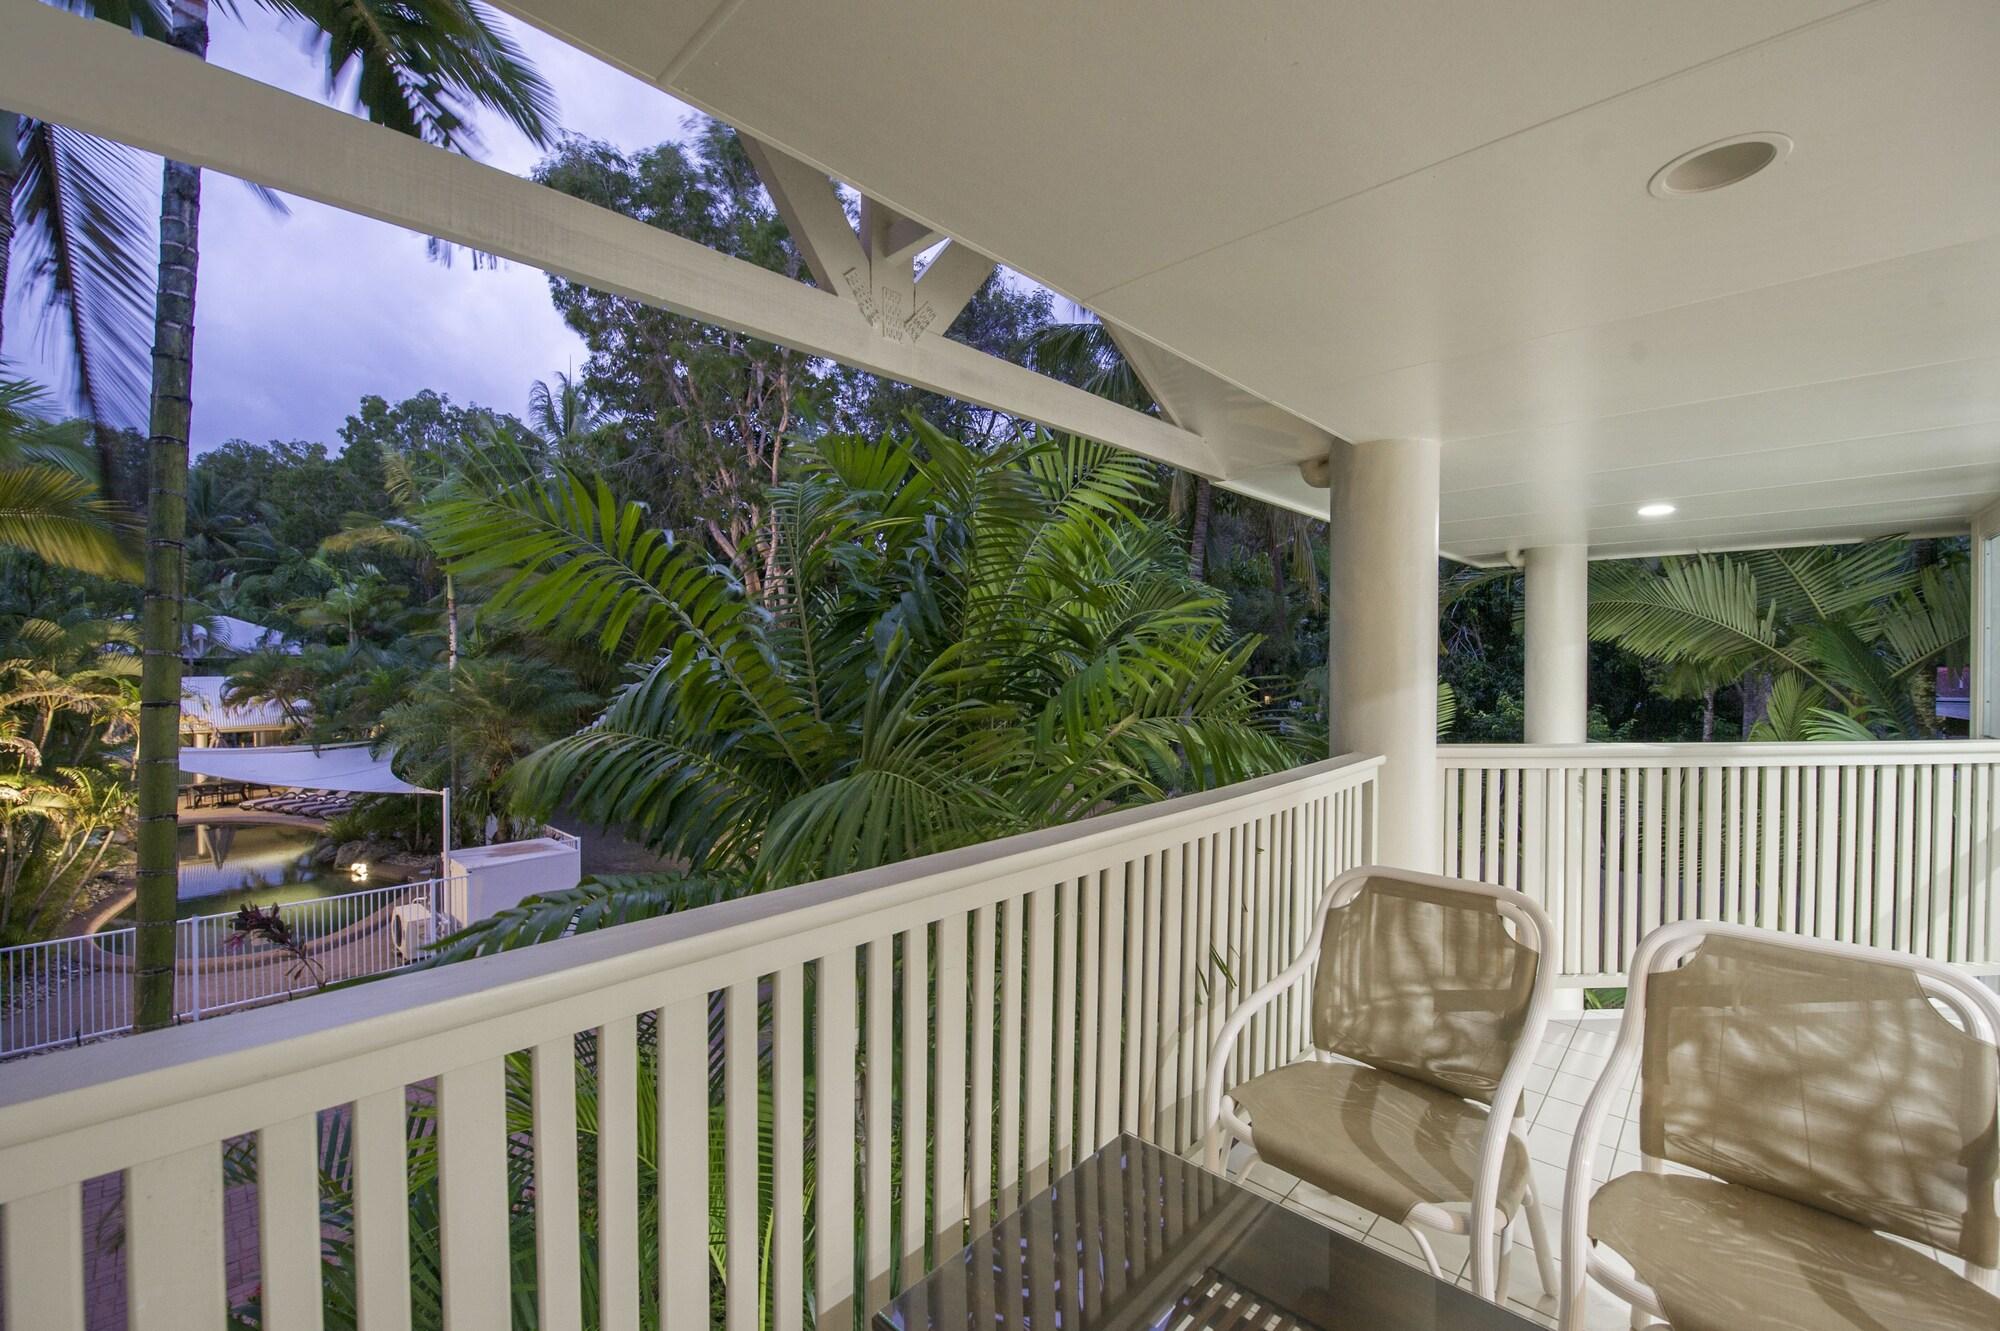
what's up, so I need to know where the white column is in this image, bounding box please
[1523,544,1590,744]
[1327,438,1441,872]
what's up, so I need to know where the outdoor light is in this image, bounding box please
[1637,502,1677,518]
[1649,133,1790,198]
[351,861,371,882]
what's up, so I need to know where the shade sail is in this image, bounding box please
[178,742,436,795]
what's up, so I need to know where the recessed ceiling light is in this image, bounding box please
[1637,502,1677,518]
[1649,133,1791,198]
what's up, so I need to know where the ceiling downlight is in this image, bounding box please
[1649,133,1791,198]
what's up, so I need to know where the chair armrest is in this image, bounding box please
[1201,947,1318,1155]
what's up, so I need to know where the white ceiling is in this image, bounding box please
[498,0,2000,562]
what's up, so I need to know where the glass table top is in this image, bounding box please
[874,1134,1541,1330]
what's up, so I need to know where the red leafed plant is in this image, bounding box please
[226,903,327,990]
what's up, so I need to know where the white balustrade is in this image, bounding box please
[0,875,459,1057]
[1441,741,2000,984]
[0,754,1381,1328]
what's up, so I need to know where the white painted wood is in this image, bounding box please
[0,3,1221,487]
[531,1038,584,1331]
[772,968,805,1331]
[657,997,709,1324]
[352,1088,413,1331]
[0,756,1383,1326]
[812,957,857,1327]
[931,914,968,1246]
[127,1144,225,1331]
[863,940,893,1309]
[899,925,930,1278]
[966,904,996,1228]
[3,1186,84,1331]
[439,1060,510,1331]
[724,979,759,1331]
[1051,879,1079,1172]
[258,1115,326,1331]
[1440,743,2000,982]
[1024,887,1056,1192]
[597,1017,641,1331]
[997,899,1024,1210]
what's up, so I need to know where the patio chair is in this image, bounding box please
[1559,922,2000,1331]
[1202,865,1558,1301]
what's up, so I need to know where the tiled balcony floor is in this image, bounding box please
[1209,1015,1641,1330]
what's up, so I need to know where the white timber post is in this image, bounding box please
[1325,438,1442,872]
[1523,544,1590,745]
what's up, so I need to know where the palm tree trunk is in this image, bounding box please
[0,122,16,356]
[1701,687,1716,742]
[133,2,208,1033]
[1188,477,1213,580]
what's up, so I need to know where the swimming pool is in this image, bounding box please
[115,823,412,922]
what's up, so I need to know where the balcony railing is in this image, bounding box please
[0,754,1381,1328]
[1440,740,2000,985]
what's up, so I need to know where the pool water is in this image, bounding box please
[115,823,411,922]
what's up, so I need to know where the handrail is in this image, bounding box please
[0,754,1380,1181]
[1442,738,2000,765]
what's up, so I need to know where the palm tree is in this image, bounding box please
[1587,540,1969,740]
[526,367,605,447]
[422,423,1296,900]
[0,376,140,578]
[131,0,559,1029]
[0,4,166,462]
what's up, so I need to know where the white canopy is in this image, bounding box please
[178,742,436,795]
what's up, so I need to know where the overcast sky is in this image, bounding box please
[4,9,700,453]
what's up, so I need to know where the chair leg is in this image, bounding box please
[1497,1218,1515,1299]
[1523,1173,1559,1296]
[1408,1227,1445,1281]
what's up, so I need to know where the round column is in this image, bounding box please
[1523,544,1590,744]
[1327,438,1441,871]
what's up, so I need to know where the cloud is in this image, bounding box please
[3,9,700,455]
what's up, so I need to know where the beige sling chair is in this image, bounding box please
[1560,921,2000,1331]
[1202,866,1558,1302]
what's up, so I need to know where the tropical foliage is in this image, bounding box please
[426,424,1298,897]
[1588,540,1969,740]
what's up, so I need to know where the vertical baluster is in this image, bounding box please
[899,926,930,1279]
[439,1059,510,1331]
[1815,767,1838,941]
[1185,837,1211,1150]
[1581,767,1602,977]
[933,912,968,1246]
[1924,765,1947,958]
[657,996,709,1326]
[1501,768,1520,889]
[1839,766,1859,943]
[1164,843,1193,1149]
[1864,766,1888,947]
[864,940,893,1308]
[1152,839,1176,1143]
[1638,767,1661,949]
[532,1039,580,1327]
[1951,765,1973,963]
[1663,766,1684,927]
[126,1144,224,1331]
[1780,765,1801,934]
[259,1114,325,1331]
[1621,768,1641,974]
[2,1186,84,1331]
[353,1088,412,1331]
[596,1016,640,1331]
[772,968,805,1331]
[1097,864,1127,1147]
[1136,854,1162,1139]
[1442,766,1460,885]
[724,979,759,1330]
[998,897,1024,1209]
[1975,764,1996,964]
[968,904,997,1225]
[1053,880,1079,1172]
[1896,766,1917,952]
[1124,856,1148,1128]
[813,958,857,1330]
[1026,887,1056,1191]
[1074,883,1100,1163]
[1913,764,1936,955]
[1459,769,1480,879]
[1483,771,1502,885]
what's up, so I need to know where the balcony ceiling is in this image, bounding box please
[497,0,2000,562]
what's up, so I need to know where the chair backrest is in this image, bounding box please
[1310,872,1540,1104]
[1638,932,2000,1267]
